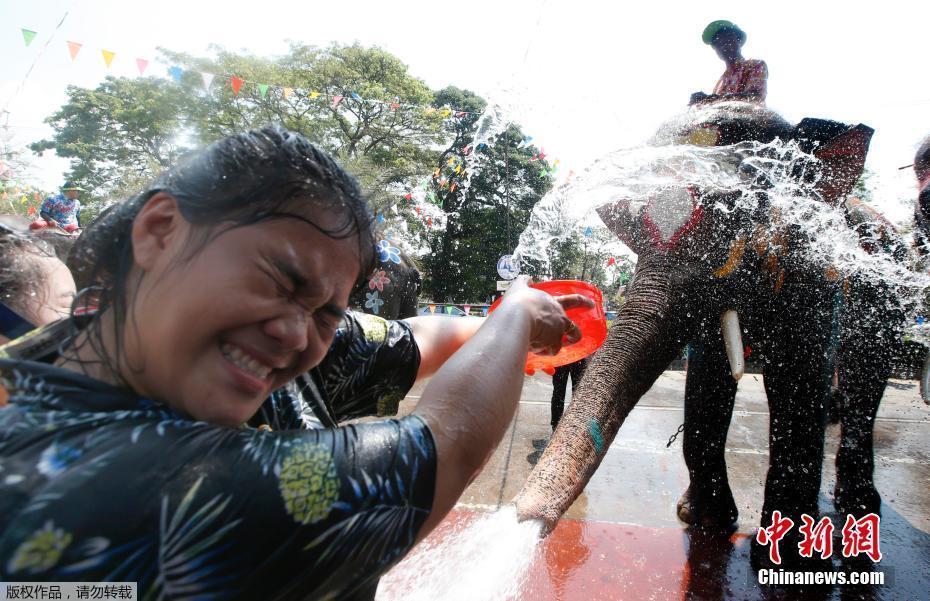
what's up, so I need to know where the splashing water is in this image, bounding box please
[512,126,930,322]
[377,507,542,601]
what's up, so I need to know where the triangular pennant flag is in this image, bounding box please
[331,95,344,108]
[309,91,321,99]
[608,256,616,266]
[201,72,215,89]
[350,92,361,101]
[428,303,435,314]
[168,66,183,82]
[136,58,149,75]
[584,226,593,237]
[440,108,451,118]
[230,76,244,96]
[101,49,116,68]
[390,102,400,110]
[404,193,412,201]
[21,29,37,47]
[67,41,82,61]
[390,204,398,214]
[446,305,455,315]
[258,83,269,98]
[377,214,385,223]
[282,87,294,99]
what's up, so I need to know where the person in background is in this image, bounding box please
[35,182,84,233]
[689,20,768,106]
[0,229,76,344]
[550,357,588,431]
[911,135,930,246]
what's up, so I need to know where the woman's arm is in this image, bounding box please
[412,278,591,539]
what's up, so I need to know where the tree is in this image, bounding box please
[31,44,447,216]
[162,43,446,214]
[30,77,189,209]
[420,116,553,303]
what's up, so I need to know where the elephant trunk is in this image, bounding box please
[514,253,691,529]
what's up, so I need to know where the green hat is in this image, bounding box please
[702,20,746,45]
[61,181,85,192]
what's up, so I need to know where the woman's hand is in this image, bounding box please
[499,276,594,356]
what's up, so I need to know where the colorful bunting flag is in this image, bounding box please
[101,49,115,68]
[282,87,294,99]
[27,206,36,217]
[463,304,471,315]
[608,257,616,266]
[309,91,321,99]
[440,108,451,118]
[584,226,592,237]
[230,76,244,96]
[404,193,412,201]
[428,304,436,314]
[331,95,344,108]
[201,72,215,89]
[377,214,384,223]
[168,66,183,82]
[350,92,361,101]
[390,102,400,110]
[21,29,37,47]
[136,58,149,75]
[258,83,269,98]
[67,41,82,61]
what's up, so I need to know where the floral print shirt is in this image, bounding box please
[0,313,434,600]
[39,193,81,228]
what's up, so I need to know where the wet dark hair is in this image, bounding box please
[0,228,58,319]
[66,125,376,381]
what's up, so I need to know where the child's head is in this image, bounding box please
[0,230,76,337]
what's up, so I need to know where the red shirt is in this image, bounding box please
[713,59,768,103]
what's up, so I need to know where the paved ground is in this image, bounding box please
[387,370,930,600]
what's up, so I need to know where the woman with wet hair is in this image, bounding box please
[0,126,586,599]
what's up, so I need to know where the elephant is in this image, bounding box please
[513,100,886,569]
[677,195,910,533]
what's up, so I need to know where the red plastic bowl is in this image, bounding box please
[489,280,608,375]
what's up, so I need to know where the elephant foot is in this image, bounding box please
[834,481,882,518]
[676,484,738,531]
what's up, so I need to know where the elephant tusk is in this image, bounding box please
[920,350,930,405]
[720,310,745,381]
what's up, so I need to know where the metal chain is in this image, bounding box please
[666,423,685,448]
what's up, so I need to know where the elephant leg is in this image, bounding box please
[752,277,835,569]
[835,280,900,517]
[678,337,739,530]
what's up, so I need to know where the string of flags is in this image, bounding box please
[17,27,481,118]
[13,26,590,250]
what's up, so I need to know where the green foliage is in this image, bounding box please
[30,77,188,209]
[420,120,553,303]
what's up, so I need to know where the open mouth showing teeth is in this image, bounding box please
[221,343,272,380]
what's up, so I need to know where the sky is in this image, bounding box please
[2,0,929,224]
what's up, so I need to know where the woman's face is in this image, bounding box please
[124,193,362,426]
[20,255,76,326]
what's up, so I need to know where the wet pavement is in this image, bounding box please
[391,370,930,600]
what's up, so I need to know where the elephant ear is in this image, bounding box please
[811,124,874,205]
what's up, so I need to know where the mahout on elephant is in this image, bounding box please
[514,100,889,569]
